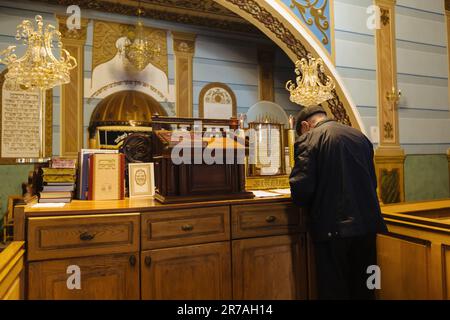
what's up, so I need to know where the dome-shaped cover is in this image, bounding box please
[89,90,168,136]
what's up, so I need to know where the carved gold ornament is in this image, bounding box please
[92,21,167,74]
[0,15,76,161]
[124,7,161,72]
[290,0,330,45]
[380,9,390,26]
[286,54,335,107]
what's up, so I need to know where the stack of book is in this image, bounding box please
[39,158,77,203]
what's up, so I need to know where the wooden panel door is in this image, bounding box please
[141,242,231,300]
[377,234,430,299]
[28,253,139,300]
[232,234,307,300]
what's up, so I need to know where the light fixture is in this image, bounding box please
[285,54,335,107]
[0,15,77,162]
[124,3,161,72]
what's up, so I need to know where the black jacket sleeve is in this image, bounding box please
[289,134,317,207]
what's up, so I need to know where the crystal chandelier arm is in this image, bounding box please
[0,46,17,66]
[15,19,34,43]
[60,49,78,69]
[45,23,62,48]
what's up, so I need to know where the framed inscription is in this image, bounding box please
[128,162,155,198]
[0,69,52,164]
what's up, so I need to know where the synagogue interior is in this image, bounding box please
[0,0,450,301]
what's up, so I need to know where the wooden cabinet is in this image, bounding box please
[22,198,307,300]
[232,234,308,300]
[141,242,231,300]
[28,253,139,300]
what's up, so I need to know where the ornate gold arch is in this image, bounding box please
[214,0,362,131]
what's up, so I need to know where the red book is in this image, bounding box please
[88,153,125,201]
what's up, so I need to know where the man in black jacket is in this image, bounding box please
[289,105,387,300]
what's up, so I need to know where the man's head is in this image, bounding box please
[295,105,327,136]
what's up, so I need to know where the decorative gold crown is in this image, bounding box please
[285,54,335,107]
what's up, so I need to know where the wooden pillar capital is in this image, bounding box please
[56,16,89,44]
[172,31,196,55]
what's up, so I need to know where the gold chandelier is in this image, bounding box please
[0,15,77,90]
[124,6,161,72]
[0,15,77,161]
[285,54,335,107]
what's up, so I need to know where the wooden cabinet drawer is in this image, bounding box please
[142,206,230,249]
[232,203,303,239]
[27,213,139,261]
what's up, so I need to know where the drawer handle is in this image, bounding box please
[145,256,152,267]
[265,216,277,223]
[129,255,136,266]
[79,232,95,241]
[181,224,194,232]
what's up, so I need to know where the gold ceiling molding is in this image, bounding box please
[92,20,168,75]
[35,0,259,34]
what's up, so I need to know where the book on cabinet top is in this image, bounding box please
[40,191,73,199]
[50,157,77,169]
[88,153,125,201]
[42,168,76,176]
[38,197,72,203]
[42,184,75,192]
[43,175,76,183]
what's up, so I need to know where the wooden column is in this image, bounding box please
[373,0,405,204]
[172,32,196,117]
[447,149,450,191]
[257,47,275,102]
[446,2,450,107]
[447,2,450,194]
[57,17,88,158]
